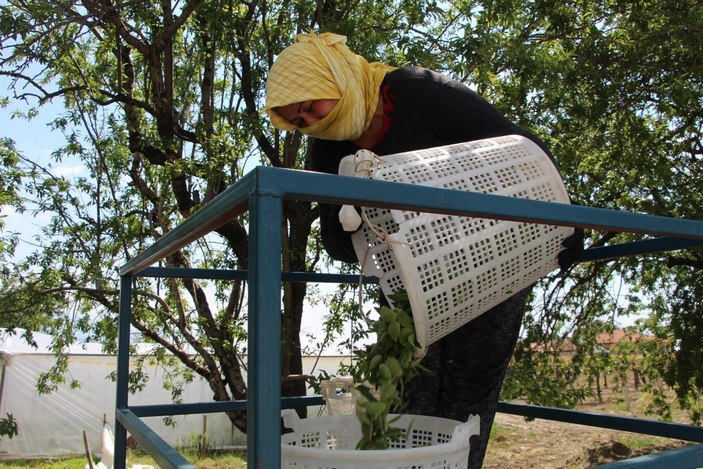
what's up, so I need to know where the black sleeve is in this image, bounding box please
[318,203,359,263]
[309,138,360,263]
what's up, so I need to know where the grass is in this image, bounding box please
[190,451,247,468]
[0,459,88,469]
[489,422,512,443]
[0,449,248,469]
[613,434,676,452]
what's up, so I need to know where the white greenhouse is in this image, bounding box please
[0,329,348,460]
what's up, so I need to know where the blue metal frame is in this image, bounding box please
[592,444,703,468]
[116,166,703,469]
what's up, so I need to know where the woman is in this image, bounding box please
[266,32,581,469]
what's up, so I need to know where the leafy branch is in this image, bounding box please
[0,414,18,441]
[352,290,426,450]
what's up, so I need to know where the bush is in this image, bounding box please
[0,414,18,440]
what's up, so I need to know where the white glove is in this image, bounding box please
[337,149,379,231]
[339,205,362,232]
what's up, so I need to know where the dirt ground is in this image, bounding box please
[482,386,693,469]
[483,412,689,468]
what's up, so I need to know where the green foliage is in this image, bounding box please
[177,428,214,460]
[503,339,592,409]
[0,138,23,260]
[352,290,425,450]
[0,414,18,441]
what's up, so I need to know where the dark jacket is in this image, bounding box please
[308,66,551,469]
[311,66,556,263]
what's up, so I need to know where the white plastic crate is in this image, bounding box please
[320,377,380,416]
[320,377,356,416]
[339,135,574,356]
[281,409,480,469]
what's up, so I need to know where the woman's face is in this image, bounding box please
[275,99,339,128]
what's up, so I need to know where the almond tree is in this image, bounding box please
[0,0,442,431]
[2,0,702,429]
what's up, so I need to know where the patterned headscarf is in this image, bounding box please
[265,32,396,141]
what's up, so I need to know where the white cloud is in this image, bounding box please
[50,164,87,178]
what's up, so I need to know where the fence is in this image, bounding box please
[116,166,703,468]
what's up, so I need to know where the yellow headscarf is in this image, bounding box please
[265,32,396,141]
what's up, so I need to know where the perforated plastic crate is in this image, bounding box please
[320,377,356,416]
[340,135,574,356]
[320,377,381,416]
[281,410,479,469]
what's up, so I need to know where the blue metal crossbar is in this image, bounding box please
[116,408,193,469]
[137,266,378,284]
[116,166,703,469]
[593,444,703,468]
[498,402,703,442]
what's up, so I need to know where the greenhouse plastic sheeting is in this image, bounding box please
[0,329,240,459]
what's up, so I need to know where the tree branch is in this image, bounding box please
[152,0,206,54]
[0,71,84,104]
[666,256,703,270]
